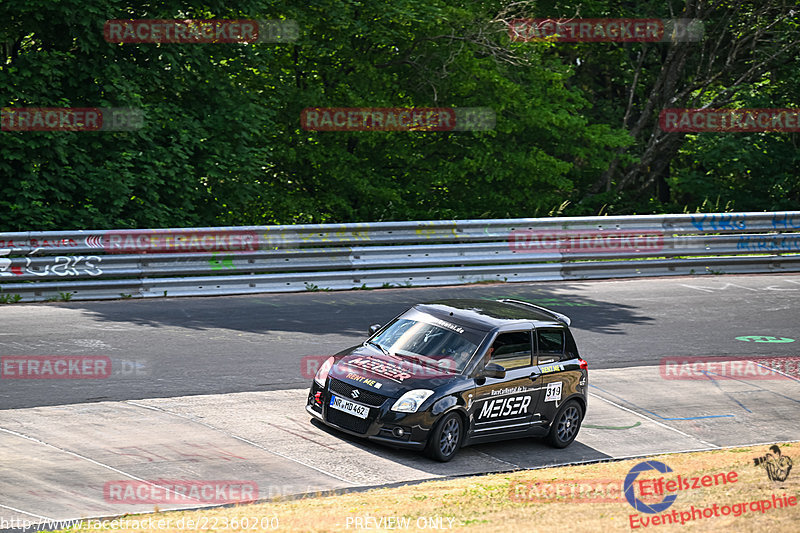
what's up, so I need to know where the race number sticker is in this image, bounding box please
[545,382,562,402]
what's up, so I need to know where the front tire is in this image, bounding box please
[425,412,463,462]
[546,400,583,448]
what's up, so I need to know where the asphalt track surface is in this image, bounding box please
[1,274,798,410]
[0,273,799,529]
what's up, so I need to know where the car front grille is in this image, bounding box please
[325,408,371,434]
[329,378,387,407]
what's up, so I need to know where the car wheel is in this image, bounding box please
[425,412,463,462]
[546,400,583,448]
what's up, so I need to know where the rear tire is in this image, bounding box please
[546,400,583,448]
[425,412,463,462]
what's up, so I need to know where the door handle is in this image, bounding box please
[529,370,541,381]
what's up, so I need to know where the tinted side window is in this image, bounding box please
[488,331,533,370]
[564,329,580,359]
[536,329,564,364]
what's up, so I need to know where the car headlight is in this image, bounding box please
[391,389,434,413]
[315,357,335,387]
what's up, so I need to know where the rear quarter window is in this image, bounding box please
[536,329,565,364]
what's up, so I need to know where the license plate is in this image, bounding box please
[329,395,370,419]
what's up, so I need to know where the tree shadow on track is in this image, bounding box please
[49,281,654,337]
[1,281,655,410]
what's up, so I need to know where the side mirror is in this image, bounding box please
[481,363,506,379]
[368,324,381,335]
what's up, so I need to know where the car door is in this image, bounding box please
[469,330,543,436]
[533,327,580,424]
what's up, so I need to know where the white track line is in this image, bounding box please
[588,392,719,448]
[0,427,210,505]
[125,401,356,485]
[0,503,52,521]
[750,359,800,383]
[472,450,520,469]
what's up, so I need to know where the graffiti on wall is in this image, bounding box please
[0,252,103,277]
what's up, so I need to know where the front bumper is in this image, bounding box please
[307,379,431,451]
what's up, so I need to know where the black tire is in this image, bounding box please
[425,412,463,462]
[546,399,583,448]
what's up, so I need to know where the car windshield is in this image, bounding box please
[370,318,478,374]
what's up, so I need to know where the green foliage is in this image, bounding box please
[1,0,796,230]
[667,36,800,213]
[536,0,800,215]
[230,0,632,224]
[669,132,800,212]
[1,0,274,230]
[303,281,331,291]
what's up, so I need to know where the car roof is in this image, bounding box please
[413,298,570,332]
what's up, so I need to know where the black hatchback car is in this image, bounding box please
[306,298,588,461]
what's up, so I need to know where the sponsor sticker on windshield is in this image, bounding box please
[423,317,465,334]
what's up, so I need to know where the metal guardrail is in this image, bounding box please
[1,211,798,302]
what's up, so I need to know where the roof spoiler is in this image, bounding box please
[496,298,572,326]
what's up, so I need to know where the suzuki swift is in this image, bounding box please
[306,298,588,461]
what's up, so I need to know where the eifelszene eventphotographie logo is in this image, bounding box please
[624,461,679,514]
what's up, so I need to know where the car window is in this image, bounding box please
[371,318,478,373]
[488,331,532,370]
[536,329,565,364]
[564,329,580,359]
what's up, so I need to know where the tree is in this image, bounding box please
[536,0,800,213]
[232,0,630,224]
[0,0,276,230]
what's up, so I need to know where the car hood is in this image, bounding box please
[329,345,459,397]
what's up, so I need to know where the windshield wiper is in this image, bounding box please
[400,354,437,369]
[365,340,391,356]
